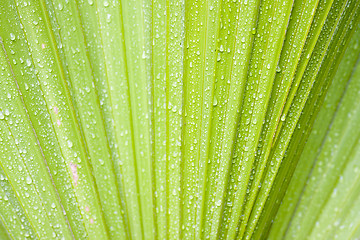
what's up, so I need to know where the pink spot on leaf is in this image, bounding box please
[69,162,78,186]
[57,119,61,126]
[90,218,94,224]
[85,206,90,212]
[41,43,46,49]
[53,106,58,114]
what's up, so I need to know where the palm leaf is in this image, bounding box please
[0,0,359,239]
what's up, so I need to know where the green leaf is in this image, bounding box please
[0,167,36,239]
[0,0,359,239]
[268,22,360,240]
[244,1,360,239]
[0,0,108,238]
[0,220,10,240]
[44,0,128,238]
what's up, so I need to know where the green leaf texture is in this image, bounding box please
[0,0,359,239]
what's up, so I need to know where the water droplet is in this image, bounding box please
[0,112,4,120]
[213,96,218,106]
[26,176,32,184]
[10,33,15,41]
[280,114,286,121]
[104,0,109,7]
[88,0,94,5]
[67,140,73,148]
[99,159,104,165]
[106,14,111,23]
[51,203,56,208]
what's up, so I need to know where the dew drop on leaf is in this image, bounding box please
[26,176,32,184]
